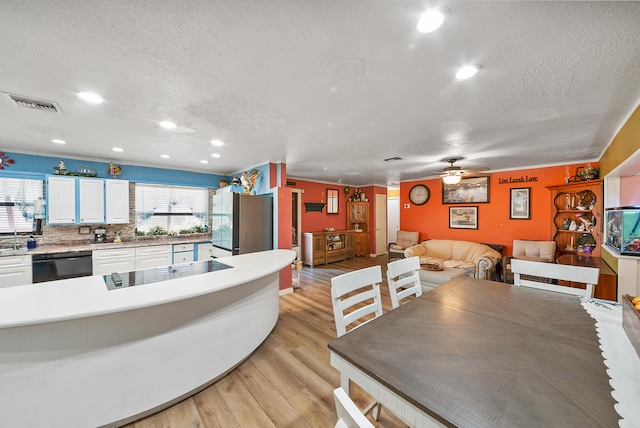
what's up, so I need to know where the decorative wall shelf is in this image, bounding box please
[304,202,326,213]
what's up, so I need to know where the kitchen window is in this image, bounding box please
[0,178,44,236]
[135,184,209,235]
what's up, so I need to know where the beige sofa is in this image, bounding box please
[404,239,502,280]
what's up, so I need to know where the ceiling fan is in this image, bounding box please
[440,158,489,184]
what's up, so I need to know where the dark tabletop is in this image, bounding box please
[328,276,618,428]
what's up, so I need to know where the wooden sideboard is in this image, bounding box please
[303,230,355,267]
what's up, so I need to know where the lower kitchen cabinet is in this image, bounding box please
[0,255,32,288]
[92,248,135,275]
[173,243,194,263]
[135,245,172,270]
[196,242,212,260]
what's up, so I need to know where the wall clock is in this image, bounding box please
[409,184,430,205]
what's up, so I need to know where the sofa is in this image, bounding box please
[404,239,502,280]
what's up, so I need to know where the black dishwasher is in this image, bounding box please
[32,251,93,283]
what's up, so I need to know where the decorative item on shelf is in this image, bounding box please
[0,152,15,170]
[240,169,259,193]
[562,218,571,230]
[108,162,122,176]
[578,163,599,181]
[569,220,578,231]
[53,159,69,175]
[324,227,335,232]
[75,165,98,177]
[218,177,229,188]
[343,186,350,195]
[231,175,241,186]
[350,188,362,202]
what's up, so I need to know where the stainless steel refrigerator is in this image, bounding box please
[211,189,273,255]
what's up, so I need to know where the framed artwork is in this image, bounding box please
[510,187,531,220]
[449,206,478,229]
[326,188,339,214]
[442,176,490,204]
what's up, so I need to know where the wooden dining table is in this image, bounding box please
[328,275,619,427]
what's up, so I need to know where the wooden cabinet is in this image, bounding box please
[347,201,370,256]
[548,180,603,258]
[0,255,32,288]
[303,230,354,267]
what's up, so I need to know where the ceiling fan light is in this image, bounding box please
[443,174,461,185]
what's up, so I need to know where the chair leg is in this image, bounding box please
[363,400,382,421]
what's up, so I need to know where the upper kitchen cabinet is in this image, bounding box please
[47,176,77,224]
[47,176,130,225]
[79,178,105,223]
[105,179,129,224]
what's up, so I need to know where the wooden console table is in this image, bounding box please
[302,230,354,267]
[556,253,617,301]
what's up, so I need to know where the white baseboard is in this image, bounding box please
[279,287,294,296]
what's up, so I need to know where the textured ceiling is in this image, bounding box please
[1,1,639,186]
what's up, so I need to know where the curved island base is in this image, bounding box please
[0,250,296,428]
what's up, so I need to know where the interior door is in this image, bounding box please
[387,196,399,246]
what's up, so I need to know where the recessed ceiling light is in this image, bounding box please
[210,139,224,146]
[76,91,104,104]
[51,139,67,144]
[417,7,449,33]
[160,154,170,159]
[159,121,177,129]
[200,160,209,164]
[211,153,221,158]
[112,147,124,152]
[456,65,482,80]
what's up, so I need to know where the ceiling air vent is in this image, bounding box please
[383,156,403,162]
[4,92,62,113]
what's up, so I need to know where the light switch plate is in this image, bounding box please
[404,204,410,209]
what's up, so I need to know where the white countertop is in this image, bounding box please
[0,249,296,329]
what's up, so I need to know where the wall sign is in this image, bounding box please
[498,176,538,184]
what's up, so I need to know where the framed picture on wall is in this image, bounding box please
[442,176,490,204]
[449,206,478,229]
[510,187,531,220]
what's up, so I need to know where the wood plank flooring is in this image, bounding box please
[125,255,406,428]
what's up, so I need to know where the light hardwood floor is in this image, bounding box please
[125,255,407,428]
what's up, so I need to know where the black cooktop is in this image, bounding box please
[104,260,233,290]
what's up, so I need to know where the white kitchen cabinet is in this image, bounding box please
[79,178,105,224]
[173,243,194,264]
[196,242,212,261]
[105,179,129,224]
[0,255,32,288]
[136,245,172,270]
[92,248,135,276]
[47,176,76,224]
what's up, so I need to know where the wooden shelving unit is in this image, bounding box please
[302,230,355,267]
[547,180,603,258]
[346,201,370,257]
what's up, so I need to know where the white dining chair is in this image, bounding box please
[333,387,375,428]
[387,256,423,308]
[511,258,599,297]
[331,265,384,337]
[331,265,384,420]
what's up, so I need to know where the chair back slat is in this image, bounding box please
[331,266,383,337]
[511,259,599,297]
[387,256,422,309]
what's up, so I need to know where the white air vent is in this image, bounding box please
[3,92,62,113]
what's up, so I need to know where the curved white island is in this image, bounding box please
[0,249,296,428]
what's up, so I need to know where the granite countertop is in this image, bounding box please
[0,234,212,257]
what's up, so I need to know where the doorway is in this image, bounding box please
[387,196,399,246]
[291,189,302,260]
[375,194,387,255]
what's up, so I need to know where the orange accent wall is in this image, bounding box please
[400,164,593,256]
[288,179,349,232]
